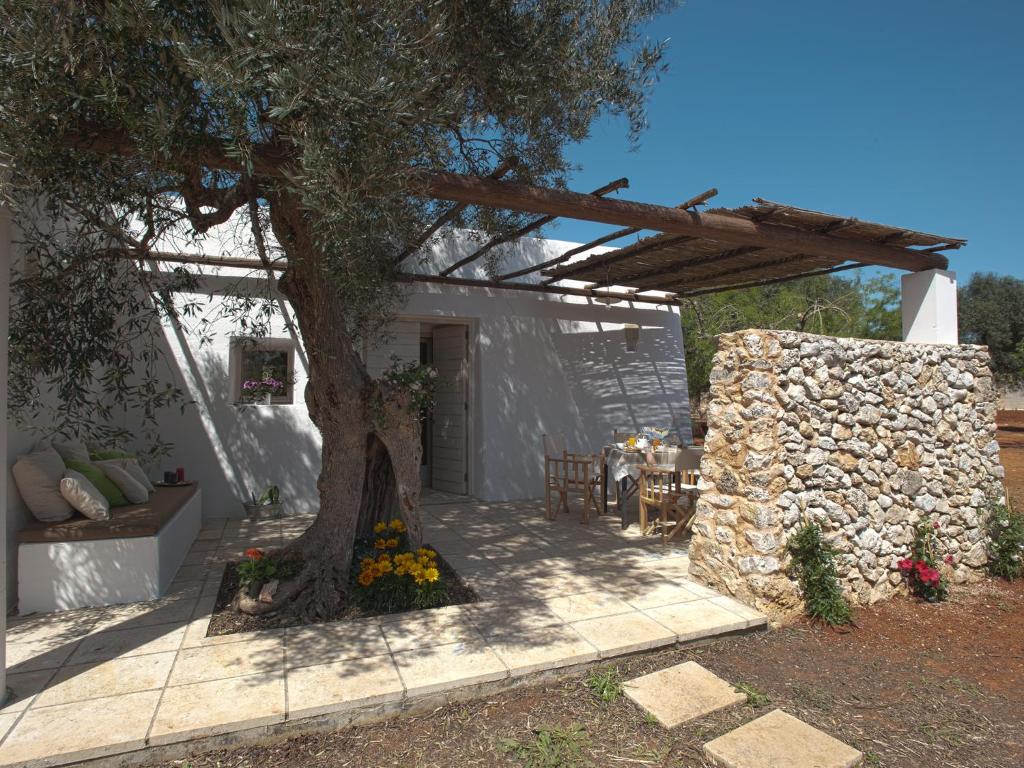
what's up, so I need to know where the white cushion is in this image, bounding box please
[123,458,156,492]
[50,438,91,464]
[60,470,111,521]
[95,460,150,504]
[12,446,74,522]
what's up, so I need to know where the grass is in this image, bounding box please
[583,668,623,703]
[734,682,770,708]
[498,724,591,768]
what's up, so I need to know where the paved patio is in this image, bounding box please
[0,495,765,768]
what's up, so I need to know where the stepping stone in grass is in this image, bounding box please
[703,709,863,768]
[623,660,745,728]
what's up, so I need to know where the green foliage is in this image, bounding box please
[959,273,1024,387]
[373,356,439,425]
[786,521,854,626]
[734,682,770,708]
[680,274,901,409]
[499,725,591,768]
[986,499,1024,581]
[0,0,674,441]
[250,485,281,506]
[584,668,623,702]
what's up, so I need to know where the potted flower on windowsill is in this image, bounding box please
[243,484,283,520]
[241,369,292,405]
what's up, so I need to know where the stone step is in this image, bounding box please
[623,660,745,728]
[703,708,863,768]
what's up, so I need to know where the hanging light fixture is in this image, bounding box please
[624,323,640,353]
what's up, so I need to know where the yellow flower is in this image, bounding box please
[424,567,440,583]
[385,537,399,549]
[360,557,375,569]
[357,571,374,587]
[374,538,387,550]
[395,564,408,576]
[378,559,393,574]
[389,519,407,533]
[417,548,437,559]
[373,521,387,534]
[377,552,391,563]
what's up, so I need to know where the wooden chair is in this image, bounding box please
[638,447,702,543]
[542,433,601,523]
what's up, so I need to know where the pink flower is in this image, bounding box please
[933,521,940,529]
[944,554,954,565]
[897,558,913,571]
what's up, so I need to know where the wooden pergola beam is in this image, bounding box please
[496,187,717,282]
[395,159,516,265]
[423,173,950,272]
[439,177,628,277]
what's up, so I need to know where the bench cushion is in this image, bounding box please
[18,483,200,543]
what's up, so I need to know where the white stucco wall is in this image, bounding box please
[143,229,691,515]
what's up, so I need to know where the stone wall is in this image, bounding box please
[688,330,1005,618]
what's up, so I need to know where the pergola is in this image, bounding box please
[402,173,964,306]
[132,166,965,324]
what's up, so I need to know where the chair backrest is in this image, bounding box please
[675,446,703,471]
[542,433,566,457]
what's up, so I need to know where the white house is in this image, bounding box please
[2,220,693,613]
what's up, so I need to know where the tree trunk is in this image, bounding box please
[255,192,423,620]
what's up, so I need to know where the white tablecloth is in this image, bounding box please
[604,446,684,483]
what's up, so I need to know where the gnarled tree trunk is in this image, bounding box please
[255,192,423,620]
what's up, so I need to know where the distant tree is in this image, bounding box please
[1,0,673,619]
[680,273,900,412]
[959,273,1024,387]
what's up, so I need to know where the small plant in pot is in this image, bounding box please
[243,484,283,520]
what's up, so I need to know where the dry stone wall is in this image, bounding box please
[688,330,1005,618]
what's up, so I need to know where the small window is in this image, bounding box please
[231,338,296,405]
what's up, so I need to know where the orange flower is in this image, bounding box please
[357,571,374,587]
[244,548,264,560]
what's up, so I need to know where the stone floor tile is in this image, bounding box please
[69,624,186,664]
[286,653,405,719]
[488,623,598,676]
[149,670,286,745]
[703,709,863,768]
[0,689,161,766]
[619,581,706,610]
[393,640,508,696]
[181,618,284,649]
[5,638,78,674]
[708,596,768,628]
[643,599,750,641]
[544,591,634,623]
[6,610,99,646]
[0,712,18,742]
[571,611,676,656]
[34,652,176,707]
[466,602,565,641]
[286,620,390,667]
[381,607,485,653]
[90,595,199,631]
[624,661,745,728]
[1,669,57,713]
[168,635,284,686]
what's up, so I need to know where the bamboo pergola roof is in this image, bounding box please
[537,198,965,297]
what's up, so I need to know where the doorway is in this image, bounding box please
[418,322,470,495]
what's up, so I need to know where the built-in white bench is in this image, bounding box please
[17,484,202,613]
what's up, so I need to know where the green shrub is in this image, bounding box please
[987,499,1024,580]
[786,522,853,626]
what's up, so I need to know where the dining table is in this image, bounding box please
[601,444,697,528]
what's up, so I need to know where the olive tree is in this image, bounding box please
[0,0,671,617]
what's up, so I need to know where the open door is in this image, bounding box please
[430,324,468,494]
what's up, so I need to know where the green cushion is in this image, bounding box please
[89,449,135,461]
[65,460,129,507]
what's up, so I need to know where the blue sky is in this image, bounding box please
[551,0,1023,281]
